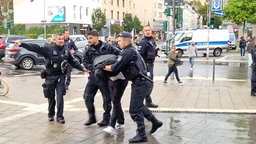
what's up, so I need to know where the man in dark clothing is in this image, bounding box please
[250,36,256,96]
[137,25,159,108]
[14,33,88,124]
[103,36,129,134]
[83,31,121,127]
[104,32,162,143]
[63,30,78,90]
[239,36,247,59]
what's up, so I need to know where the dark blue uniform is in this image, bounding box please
[251,45,256,96]
[64,38,78,90]
[137,36,158,108]
[83,40,120,126]
[109,43,162,143]
[19,43,84,122]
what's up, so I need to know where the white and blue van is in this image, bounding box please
[164,29,229,57]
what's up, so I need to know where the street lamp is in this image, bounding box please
[143,10,147,25]
[109,20,114,36]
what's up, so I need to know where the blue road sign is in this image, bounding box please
[214,11,225,17]
[211,1,222,11]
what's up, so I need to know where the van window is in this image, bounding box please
[181,32,193,42]
[174,32,184,41]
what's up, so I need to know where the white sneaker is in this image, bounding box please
[103,126,117,135]
[115,123,125,129]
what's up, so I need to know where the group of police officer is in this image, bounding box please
[14,25,162,143]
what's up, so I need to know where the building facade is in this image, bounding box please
[13,0,101,35]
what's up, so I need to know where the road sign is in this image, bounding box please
[214,11,225,17]
[211,1,222,11]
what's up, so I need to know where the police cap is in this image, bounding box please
[117,32,132,39]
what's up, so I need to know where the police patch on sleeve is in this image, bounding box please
[117,55,122,61]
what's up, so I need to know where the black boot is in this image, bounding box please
[145,96,158,108]
[150,117,163,134]
[84,116,96,126]
[128,128,147,143]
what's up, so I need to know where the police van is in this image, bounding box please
[164,29,229,57]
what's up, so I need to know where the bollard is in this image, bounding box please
[213,59,215,82]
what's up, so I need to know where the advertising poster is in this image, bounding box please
[48,6,65,22]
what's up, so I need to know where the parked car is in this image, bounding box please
[69,35,87,43]
[0,35,29,60]
[5,39,86,70]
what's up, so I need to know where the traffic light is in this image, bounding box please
[209,17,215,29]
[162,21,167,31]
[163,8,171,16]
[6,20,11,29]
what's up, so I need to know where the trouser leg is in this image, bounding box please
[56,75,66,119]
[84,79,98,119]
[98,80,112,121]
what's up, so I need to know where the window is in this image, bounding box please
[117,11,119,20]
[104,0,106,4]
[111,10,113,19]
[86,7,89,16]
[123,12,125,19]
[158,3,162,9]
[110,0,113,5]
[117,0,119,6]
[73,5,76,20]
[159,12,162,18]
[123,0,125,7]
[129,0,131,8]
[104,9,106,15]
[80,6,82,20]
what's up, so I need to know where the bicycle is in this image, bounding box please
[0,72,9,96]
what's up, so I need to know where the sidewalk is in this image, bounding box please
[0,74,256,143]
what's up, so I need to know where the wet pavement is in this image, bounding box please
[0,53,256,143]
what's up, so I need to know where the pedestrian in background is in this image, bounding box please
[136,25,159,108]
[187,41,198,70]
[250,36,256,96]
[14,33,88,123]
[239,36,247,60]
[63,30,78,90]
[104,32,162,143]
[83,30,120,127]
[164,45,183,84]
[247,36,256,67]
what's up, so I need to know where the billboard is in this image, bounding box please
[48,6,65,22]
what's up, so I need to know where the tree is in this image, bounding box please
[110,24,123,36]
[223,0,256,34]
[122,13,134,32]
[133,16,142,34]
[91,8,106,32]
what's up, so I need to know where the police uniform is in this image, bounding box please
[64,38,78,90]
[19,43,84,123]
[83,40,120,126]
[108,32,162,143]
[137,36,158,108]
[251,45,256,96]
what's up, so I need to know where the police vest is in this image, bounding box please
[123,49,147,80]
[46,48,69,75]
[140,37,156,63]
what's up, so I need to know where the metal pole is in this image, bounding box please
[172,0,175,45]
[43,0,46,39]
[206,0,211,60]
[7,0,12,35]
[213,59,215,81]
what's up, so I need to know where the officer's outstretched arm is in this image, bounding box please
[15,42,50,58]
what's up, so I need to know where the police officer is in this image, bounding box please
[104,32,162,143]
[83,31,120,127]
[250,36,256,96]
[63,30,78,90]
[137,25,159,108]
[14,33,88,124]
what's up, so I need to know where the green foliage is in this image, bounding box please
[223,0,256,25]
[122,14,142,33]
[133,16,142,34]
[91,8,106,32]
[122,13,134,32]
[111,24,123,36]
